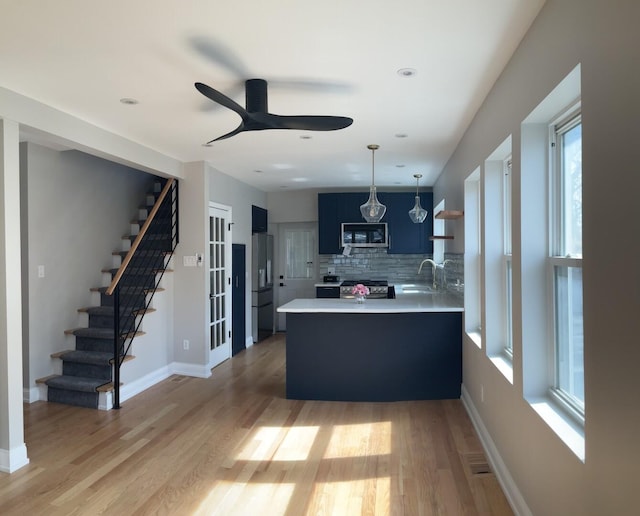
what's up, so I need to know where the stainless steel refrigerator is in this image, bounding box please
[251,233,274,342]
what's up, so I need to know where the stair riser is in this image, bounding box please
[48,387,98,409]
[100,293,147,308]
[129,239,173,252]
[75,336,114,353]
[122,254,168,267]
[89,314,135,330]
[63,361,112,380]
[118,275,157,288]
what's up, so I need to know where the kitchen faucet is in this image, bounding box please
[418,259,453,289]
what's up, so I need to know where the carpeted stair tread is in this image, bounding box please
[66,327,146,339]
[67,327,114,339]
[58,350,114,366]
[78,306,144,316]
[45,375,110,393]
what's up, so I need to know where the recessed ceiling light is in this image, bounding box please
[396,164,406,168]
[395,133,408,138]
[397,68,417,78]
[300,135,312,140]
[119,97,139,105]
[202,143,213,147]
[254,170,264,174]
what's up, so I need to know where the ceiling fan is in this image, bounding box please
[195,79,354,143]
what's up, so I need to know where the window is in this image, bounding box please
[503,157,513,358]
[550,110,584,418]
[464,168,482,345]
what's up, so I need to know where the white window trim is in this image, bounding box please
[547,108,584,423]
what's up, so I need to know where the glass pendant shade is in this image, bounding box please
[361,185,386,222]
[408,174,428,223]
[360,144,386,222]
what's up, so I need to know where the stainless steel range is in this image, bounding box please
[339,280,390,299]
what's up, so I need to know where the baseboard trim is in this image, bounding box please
[171,361,212,378]
[29,361,213,412]
[23,386,41,403]
[120,365,174,404]
[0,444,30,473]
[460,384,532,516]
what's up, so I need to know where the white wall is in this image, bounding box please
[20,144,162,390]
[267,189,319,223]
[434,1,640,514]
[208,164,267,346]
[171,162,266,368]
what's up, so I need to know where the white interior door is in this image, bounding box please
[208,203,232,369]
[277,222,317,331]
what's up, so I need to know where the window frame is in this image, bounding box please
[548,105,584,422]
[503,157,513,359]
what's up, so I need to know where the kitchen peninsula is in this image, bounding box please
[277,294,463,402]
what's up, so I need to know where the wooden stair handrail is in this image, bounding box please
[106,178,175,296]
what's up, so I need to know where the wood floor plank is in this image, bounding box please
[0,333,512,515]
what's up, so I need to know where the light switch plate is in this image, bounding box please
[183,255,197,267]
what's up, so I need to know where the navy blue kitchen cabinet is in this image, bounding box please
[318,192,368,254]
[318,192,433,255]
[251,205,268,233]
[378,192,433,254]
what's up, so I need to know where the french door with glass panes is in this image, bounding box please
[208,203,232,369]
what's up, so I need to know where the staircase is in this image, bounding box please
[37,178,178,409]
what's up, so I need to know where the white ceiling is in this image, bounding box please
[0,0,545,192]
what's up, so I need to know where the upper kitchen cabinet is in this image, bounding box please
[318,192,367,254]
[317,192,433,255]
[378,192,433,254]
[252,205,268,233]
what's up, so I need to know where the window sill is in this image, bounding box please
[466,330,482,349]
[489,353,513,384]
[527,396,585,462]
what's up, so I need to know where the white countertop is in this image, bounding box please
[277,293,463,314]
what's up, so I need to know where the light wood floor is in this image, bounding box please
[0,334,512,515]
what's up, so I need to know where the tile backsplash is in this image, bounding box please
[319,249,463,292]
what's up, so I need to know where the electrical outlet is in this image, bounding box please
[38,265,45,278]
[183,339,189,350]
[327,266,336,275]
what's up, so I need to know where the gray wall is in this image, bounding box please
[19,143,155,388]
[434,1,640,514]
[171,161,267,368]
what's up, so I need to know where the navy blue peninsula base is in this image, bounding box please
[283,307,462,402]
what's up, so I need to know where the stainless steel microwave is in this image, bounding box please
[341,223,388,248]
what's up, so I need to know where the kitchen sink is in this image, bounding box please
[398,284,437,294]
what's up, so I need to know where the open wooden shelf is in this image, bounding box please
[429,235,454,240]
[435,210,464,219]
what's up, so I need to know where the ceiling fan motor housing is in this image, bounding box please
[245,79,268,113]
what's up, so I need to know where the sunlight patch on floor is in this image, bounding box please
[324,421,391,458]
[307,476,391,516]
[194,481,295,516]
[272,425,320,461]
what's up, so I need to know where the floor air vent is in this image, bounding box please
[465,452,492,475]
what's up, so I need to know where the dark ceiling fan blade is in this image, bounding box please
[188,36,247,77]
[207,122,247,143]
[195,82,248,119]
[260,114,354,131]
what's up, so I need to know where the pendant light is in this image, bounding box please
[360,144,386,222]
[408,173,428,223]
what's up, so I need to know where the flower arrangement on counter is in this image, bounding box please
[351,283,370,297]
